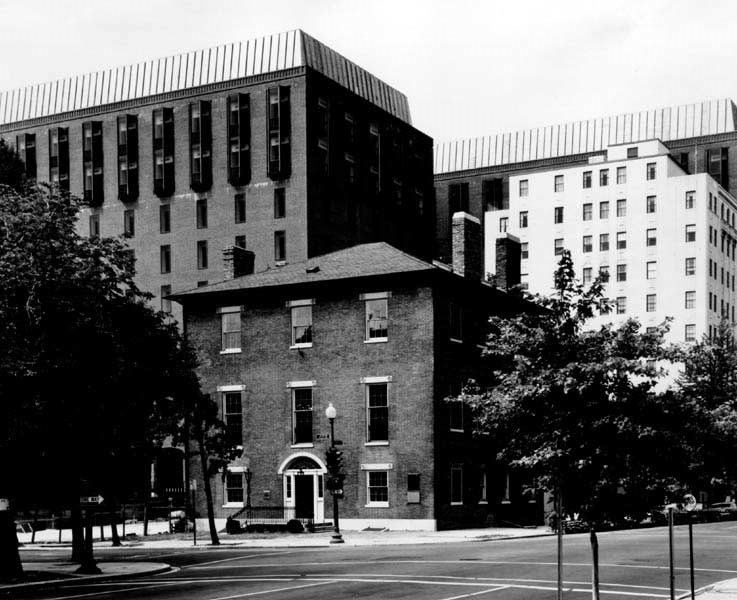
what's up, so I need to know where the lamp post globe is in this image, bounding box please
[325,402,337,420]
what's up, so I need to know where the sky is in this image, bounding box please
[1,0,736,144]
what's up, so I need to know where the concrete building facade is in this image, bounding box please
[487,139,737,343]
[0,30,435,324]
[434,99,737,271]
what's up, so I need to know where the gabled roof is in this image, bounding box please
[0,30,411,127]
[172,242,437,300]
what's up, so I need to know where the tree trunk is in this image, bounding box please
[198,444,219,545]
[110,509,121,547]
[71,505,84,562]
[0,510,23,582]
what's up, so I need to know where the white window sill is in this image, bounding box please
[365,441,389,446]
[450,428,464,433]
[450,501,464,506]
[450,338,463,344]
[364,337,388,344]
[291,443,314,449]
[220,348,242,355]
[223,502,244,508]
[365,502,389,508]
[478,500,488,505]
[290,343,313,349]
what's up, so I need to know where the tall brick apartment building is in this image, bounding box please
[434,98,737,269]
[172,218,538,531]
[0,30,434,324]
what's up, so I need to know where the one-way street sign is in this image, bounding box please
[79,495,104,505]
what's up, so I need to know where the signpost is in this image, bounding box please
[190,479,197,546]
[77,495,103,575]
[683,494,697,600]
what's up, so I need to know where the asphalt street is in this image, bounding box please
[10,521,737,600]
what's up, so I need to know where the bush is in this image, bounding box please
[286,519,304,534]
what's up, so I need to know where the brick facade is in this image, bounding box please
[175,243,535,530]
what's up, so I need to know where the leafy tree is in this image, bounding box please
[0,183,199,579]
[672,320,737,498]
[461,251,697,526]
[177,389,242,545]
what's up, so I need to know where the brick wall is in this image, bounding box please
[184,278,437,523]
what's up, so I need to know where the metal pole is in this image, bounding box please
[329,417,343,544]
[669,507,675,600]
[689,519,695,600]
[191,486,197,546]
[590,529,600,600]
[557,489,564,600]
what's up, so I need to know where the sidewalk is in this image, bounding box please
[19,525,552,550]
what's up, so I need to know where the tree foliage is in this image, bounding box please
[0,138,25,191]
[462,251,698,523]
[672,320,737,496]
[0,182,201,577]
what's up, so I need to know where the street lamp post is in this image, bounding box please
[325,402,344,544]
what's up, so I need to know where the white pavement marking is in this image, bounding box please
[438,586,510,600]
[188,551,299,568]
[188,558,737,575]
[206,580,338,600]
[44,581,182,600]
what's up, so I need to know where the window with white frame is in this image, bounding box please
[646,294,657,312]
[225,472,244,504]
[685,257,696,275]
[599,233,609,251]
[646,195,656,213]
[519,211,528,228]
[554,238,564,256]
[450,464,463,505]
[223,392,243,445]
[290,301,313,346]
[519,179,529,197]
[583,171,592,189]
[499,217,508,233]
[582,267,592,284]
[616,198,626,217]
[367,471,389,506]
[220,307,241,352]
[616,166,626,184]
[366,383,389,442]
[599,169,609,186]
[365,296,388,340]
[478,467,488,503]
[583,203,592,221]
[616,231,627,250]
[616,296,626,314]
[599,201,609,219]
[685,191,695,209]
[554,174,564,192]
[646,162,656,180]
[685,291,695,309]
[521,242,529,260]
[646,261,656,280]
[685,224,696,242]
[646,229,657,247]
[685,324,696,342]
[292,387,313,445]
[582,235,593,253]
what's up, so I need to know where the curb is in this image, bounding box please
[0,563,174,592]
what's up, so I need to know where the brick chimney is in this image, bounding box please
[495,234,521,290]
[223,246,255,280]
[451,211,482,280]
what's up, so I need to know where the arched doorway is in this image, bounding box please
[278,454,326,523]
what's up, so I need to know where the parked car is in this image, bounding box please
[702,502,737,522]
[649,502,704,525]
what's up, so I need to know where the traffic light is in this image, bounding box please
[325,446,344,476]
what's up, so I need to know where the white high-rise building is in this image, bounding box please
[486,139,737,343]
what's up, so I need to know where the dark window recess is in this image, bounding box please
[16,133,36,180]
[196,198,208,229]
[679,152,690,172]
[49,127,70,191]
[189,100,212,192]
[368,123,381,194]
[407,474,421,503]
[117,114,139,202]
[316,97,329,175]
[197,240,208,270]
[707,147,729,189]
[274,187,286,218]
[274,230,286,262]
[153,108,175,197]
[82,121,104,206]
[482,178,506,210]
[267,86,291,180]
[234,193,246,223]
[159,204,171,234]
[227,93,251,186]
[123,209,135,237]
[160,245,171,274]
[448,182,469,215]
[235,235,246,249]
